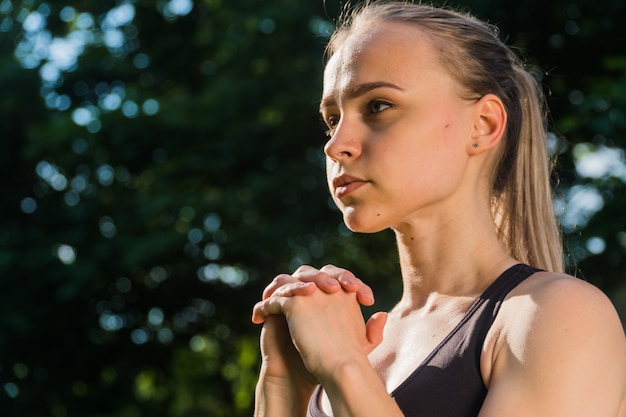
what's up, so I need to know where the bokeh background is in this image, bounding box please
[1,0,625,415]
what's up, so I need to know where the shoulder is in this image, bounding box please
[489,270,625,366]
[497,270,625,360]
[500,270,622,336]
[481,270,626,416]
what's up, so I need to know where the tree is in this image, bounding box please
[0,0,624,416]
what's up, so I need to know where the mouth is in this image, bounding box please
[332,174,369,198]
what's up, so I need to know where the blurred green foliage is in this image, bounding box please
[0,0,624,415]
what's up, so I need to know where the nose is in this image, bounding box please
[323,119,362,162]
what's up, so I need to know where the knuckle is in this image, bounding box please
[264,274,292,298]
[272,273,291,285]
[294,265,324,281]
[320,265,341,280]
[320,264,339,272]
[338,270,356,282]
[294,264,314,274]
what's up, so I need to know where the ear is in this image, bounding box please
[467,94,507,154]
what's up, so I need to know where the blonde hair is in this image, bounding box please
[327,1,564,272]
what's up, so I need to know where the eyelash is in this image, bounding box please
[323,100,393,137]
[367,100,392,115]
[324,116,339,137]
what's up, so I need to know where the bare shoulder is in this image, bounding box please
[481,270,626,417]
[498,270,625,356]
[501,270,624,330]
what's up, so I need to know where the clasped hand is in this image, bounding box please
[252,265,388,384]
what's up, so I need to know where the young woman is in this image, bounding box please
[252,2,626,416]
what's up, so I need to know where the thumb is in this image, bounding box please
[363,312,388,354]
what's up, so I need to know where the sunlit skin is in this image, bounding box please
[321,29,479,237]
[253,22,626,417]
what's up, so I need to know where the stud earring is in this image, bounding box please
[472,143,478,149]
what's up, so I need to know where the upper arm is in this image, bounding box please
[480,275,626,417]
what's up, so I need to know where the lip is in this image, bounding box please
[332,174,369,198]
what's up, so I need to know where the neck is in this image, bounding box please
[391,202,516,309]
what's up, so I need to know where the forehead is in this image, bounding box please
[322,23,444,102]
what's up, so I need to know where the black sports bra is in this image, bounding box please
[307,264,540,417]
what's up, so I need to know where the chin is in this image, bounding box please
[343,216,388,234]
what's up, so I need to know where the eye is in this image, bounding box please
[324,115,340,137]
[368,100,392,115]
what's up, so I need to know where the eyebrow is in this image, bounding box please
[319,81,405,111]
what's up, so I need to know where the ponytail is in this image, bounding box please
[493,67,564,272]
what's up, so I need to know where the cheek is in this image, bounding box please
[399,125,468,194]
[431,117,469,159]
[428,148,468,197]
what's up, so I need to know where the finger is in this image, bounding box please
[252,282,316,324]
[251,300,267,324]
[262,273,297,300]
[273,281,317,298]
[320,265,375,305]
[320,264,359,289]
[357,286,375,306]
[252,297,283,325]
[293,264,317,274]
[264,267,341,300]
[363,312,388,354]
[292,266,342,294]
